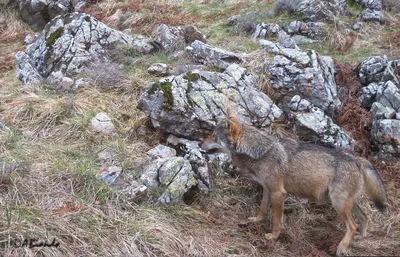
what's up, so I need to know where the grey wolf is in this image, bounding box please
[200,108,389,256]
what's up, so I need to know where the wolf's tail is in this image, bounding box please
[357,158,390,213]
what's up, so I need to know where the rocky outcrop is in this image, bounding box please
[295,0,347,22]
[153,24,206,52]
[355,0,382,10]
[362,8,384,22]
[17,0,74,29]
[289,95,357,151]
[137,63,282,140]
[261,39,340,116]
[16,12,159,85]
[186,40,243,70]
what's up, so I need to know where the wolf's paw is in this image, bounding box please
[248,216,263,223]
[336,244,350,256]
[264,233,278,241]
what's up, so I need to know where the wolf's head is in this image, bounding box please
[200,104,243,153]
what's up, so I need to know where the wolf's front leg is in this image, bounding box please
[248,186,270,223]
[265,190,285,240]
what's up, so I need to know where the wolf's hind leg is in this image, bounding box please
[248,186,270,223]
[352,203,367,238]
[330,192,358,256]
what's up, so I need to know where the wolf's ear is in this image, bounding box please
[225,118,242,143]
[226,100,238,121]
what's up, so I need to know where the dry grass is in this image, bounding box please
[0,4,31,44]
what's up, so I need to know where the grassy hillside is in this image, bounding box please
[0,0,399,256]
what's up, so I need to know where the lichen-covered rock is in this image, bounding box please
[186,40,243,70]
[290,98,357,151]
[372,119,400,158]
[147,144,177,159]
[374,81,400,116]
[295,0,347,22]
[355,0,382,10]
[16,12,159,85]
[289,95,312,112]
[252,23,289,42]
[153,24,206,52]
[148,63,170,76]
[358,56,400,85]
[17,0,74,29]
[286,21,326,39]
[362,8,384,22]
[137,63,282,140]
[359,82,380,108]
[261,39,340,116]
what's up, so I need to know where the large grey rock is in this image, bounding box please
[355,0,382,10]
[137,63,282,140]
[374,81,400,115]
[186,40,243,70]
[358,56,400,85]
[17,0,74,29]
[147,144,177,159]
[261,39,340,116]
[152,24,206,52]
[91,112,116,135]
[252,23,289,42]
[148,63,170,77]
[16,12,159,85]
[362,8,384,22]
[289,96,357,151]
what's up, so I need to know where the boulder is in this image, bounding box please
[286,21,326,39]
[148,63,170,77]
[358,56,400,85]
[153,24,206,52]
[17,0,74,30]
[147,144,177,159]
[261,39,340,116]
[358,82,380,108]
[372,119,400,158]
[16,12,159,85]
[289,96,357,151]
[295,0,347,22]
[186,40,243,70]
[137,63,282,140]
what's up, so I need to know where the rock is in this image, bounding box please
[153,24,206,52]
[167,134,202,153]
[252,23,288,42]
[358,82,380,108]
[355,0,382,10]
[59,77,74,91]
[352,22,364,31]
[0,122,10,132]
[289,95,312,112]
[186,40,243,70]
[290,35,319,45]
[295,0,347,22]
[261,39,340,116]
[91,112,116,135]
[227,15,239,26]
[286,21,326,39]
[15,51,42,85]
[147,144,177,159]
[123,184,148,202]
[98,149,120,167]
[362,8,384,22]
[74,0,88,11]
[17,0,74,29]
[371,119,400,158]
[137,64,282,140]
[358,56,399,85]
[140,157,196,204]
[397,113,400,120]
[23,33,40,45]
[374,81,400,115]
[291,102,357,151]
[148,63,170,76]
[185,148,211,192]
[16,13,159,85]
[371,102,396,119]
[97,166,122,185]
[73,78,92,90]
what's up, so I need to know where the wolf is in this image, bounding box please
[201,109,389,256]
